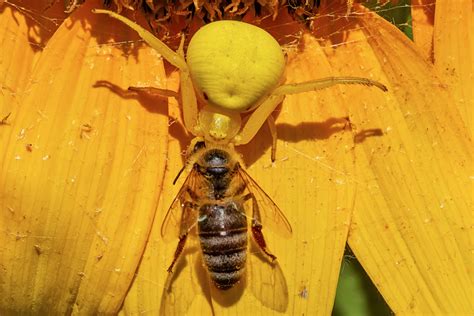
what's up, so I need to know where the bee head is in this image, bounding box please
[198,149,231,177]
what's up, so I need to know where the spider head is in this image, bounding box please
[197,105,241,144]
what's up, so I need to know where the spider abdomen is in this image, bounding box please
[187,20,285,112]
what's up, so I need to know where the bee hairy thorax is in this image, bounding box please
[195,148,239,200]
[195,148,248,290]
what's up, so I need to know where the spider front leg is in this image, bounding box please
[234,76,387,156]
[234,94,285,147]
[129,34,200,136]
[176,34,199,136]
[273,76,388,95]
[93,9,199,136]
[128,86,178,99]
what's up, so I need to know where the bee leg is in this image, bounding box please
[252,223,277,261]
[166,202,197,273]
[266,114,277,162]
[167,234,188,273]
[245,193,277,261]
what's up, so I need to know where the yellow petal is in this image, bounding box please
[433,0,473,129]
[411,0,435,61]
[315,4,471,314]
[0,1,168,314]
[122,18,360,316]
[0,1,64,117]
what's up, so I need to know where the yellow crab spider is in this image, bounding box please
[93,9,387,160]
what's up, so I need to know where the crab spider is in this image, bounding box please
[93,10,387,160]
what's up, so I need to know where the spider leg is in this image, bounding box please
[93,9,187,70]
[128,86,178,99]
[92,9,199,136]
[234,76,386,147]
[267,114,277,162]
[273,76,387,95]
[177,34,199,136]
[234,94,285,146]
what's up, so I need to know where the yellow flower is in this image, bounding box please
[0,1,471,315]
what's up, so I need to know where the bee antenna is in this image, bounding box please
[172,165,186,185]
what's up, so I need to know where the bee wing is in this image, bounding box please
[161,167,200,241]
[160,240,213,315]
[247,242,289,312]
[159,256,197,316]
[237,166,292,238]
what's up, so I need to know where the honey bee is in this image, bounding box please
[160,139,292,313]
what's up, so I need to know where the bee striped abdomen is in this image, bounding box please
[198,202,248,290]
